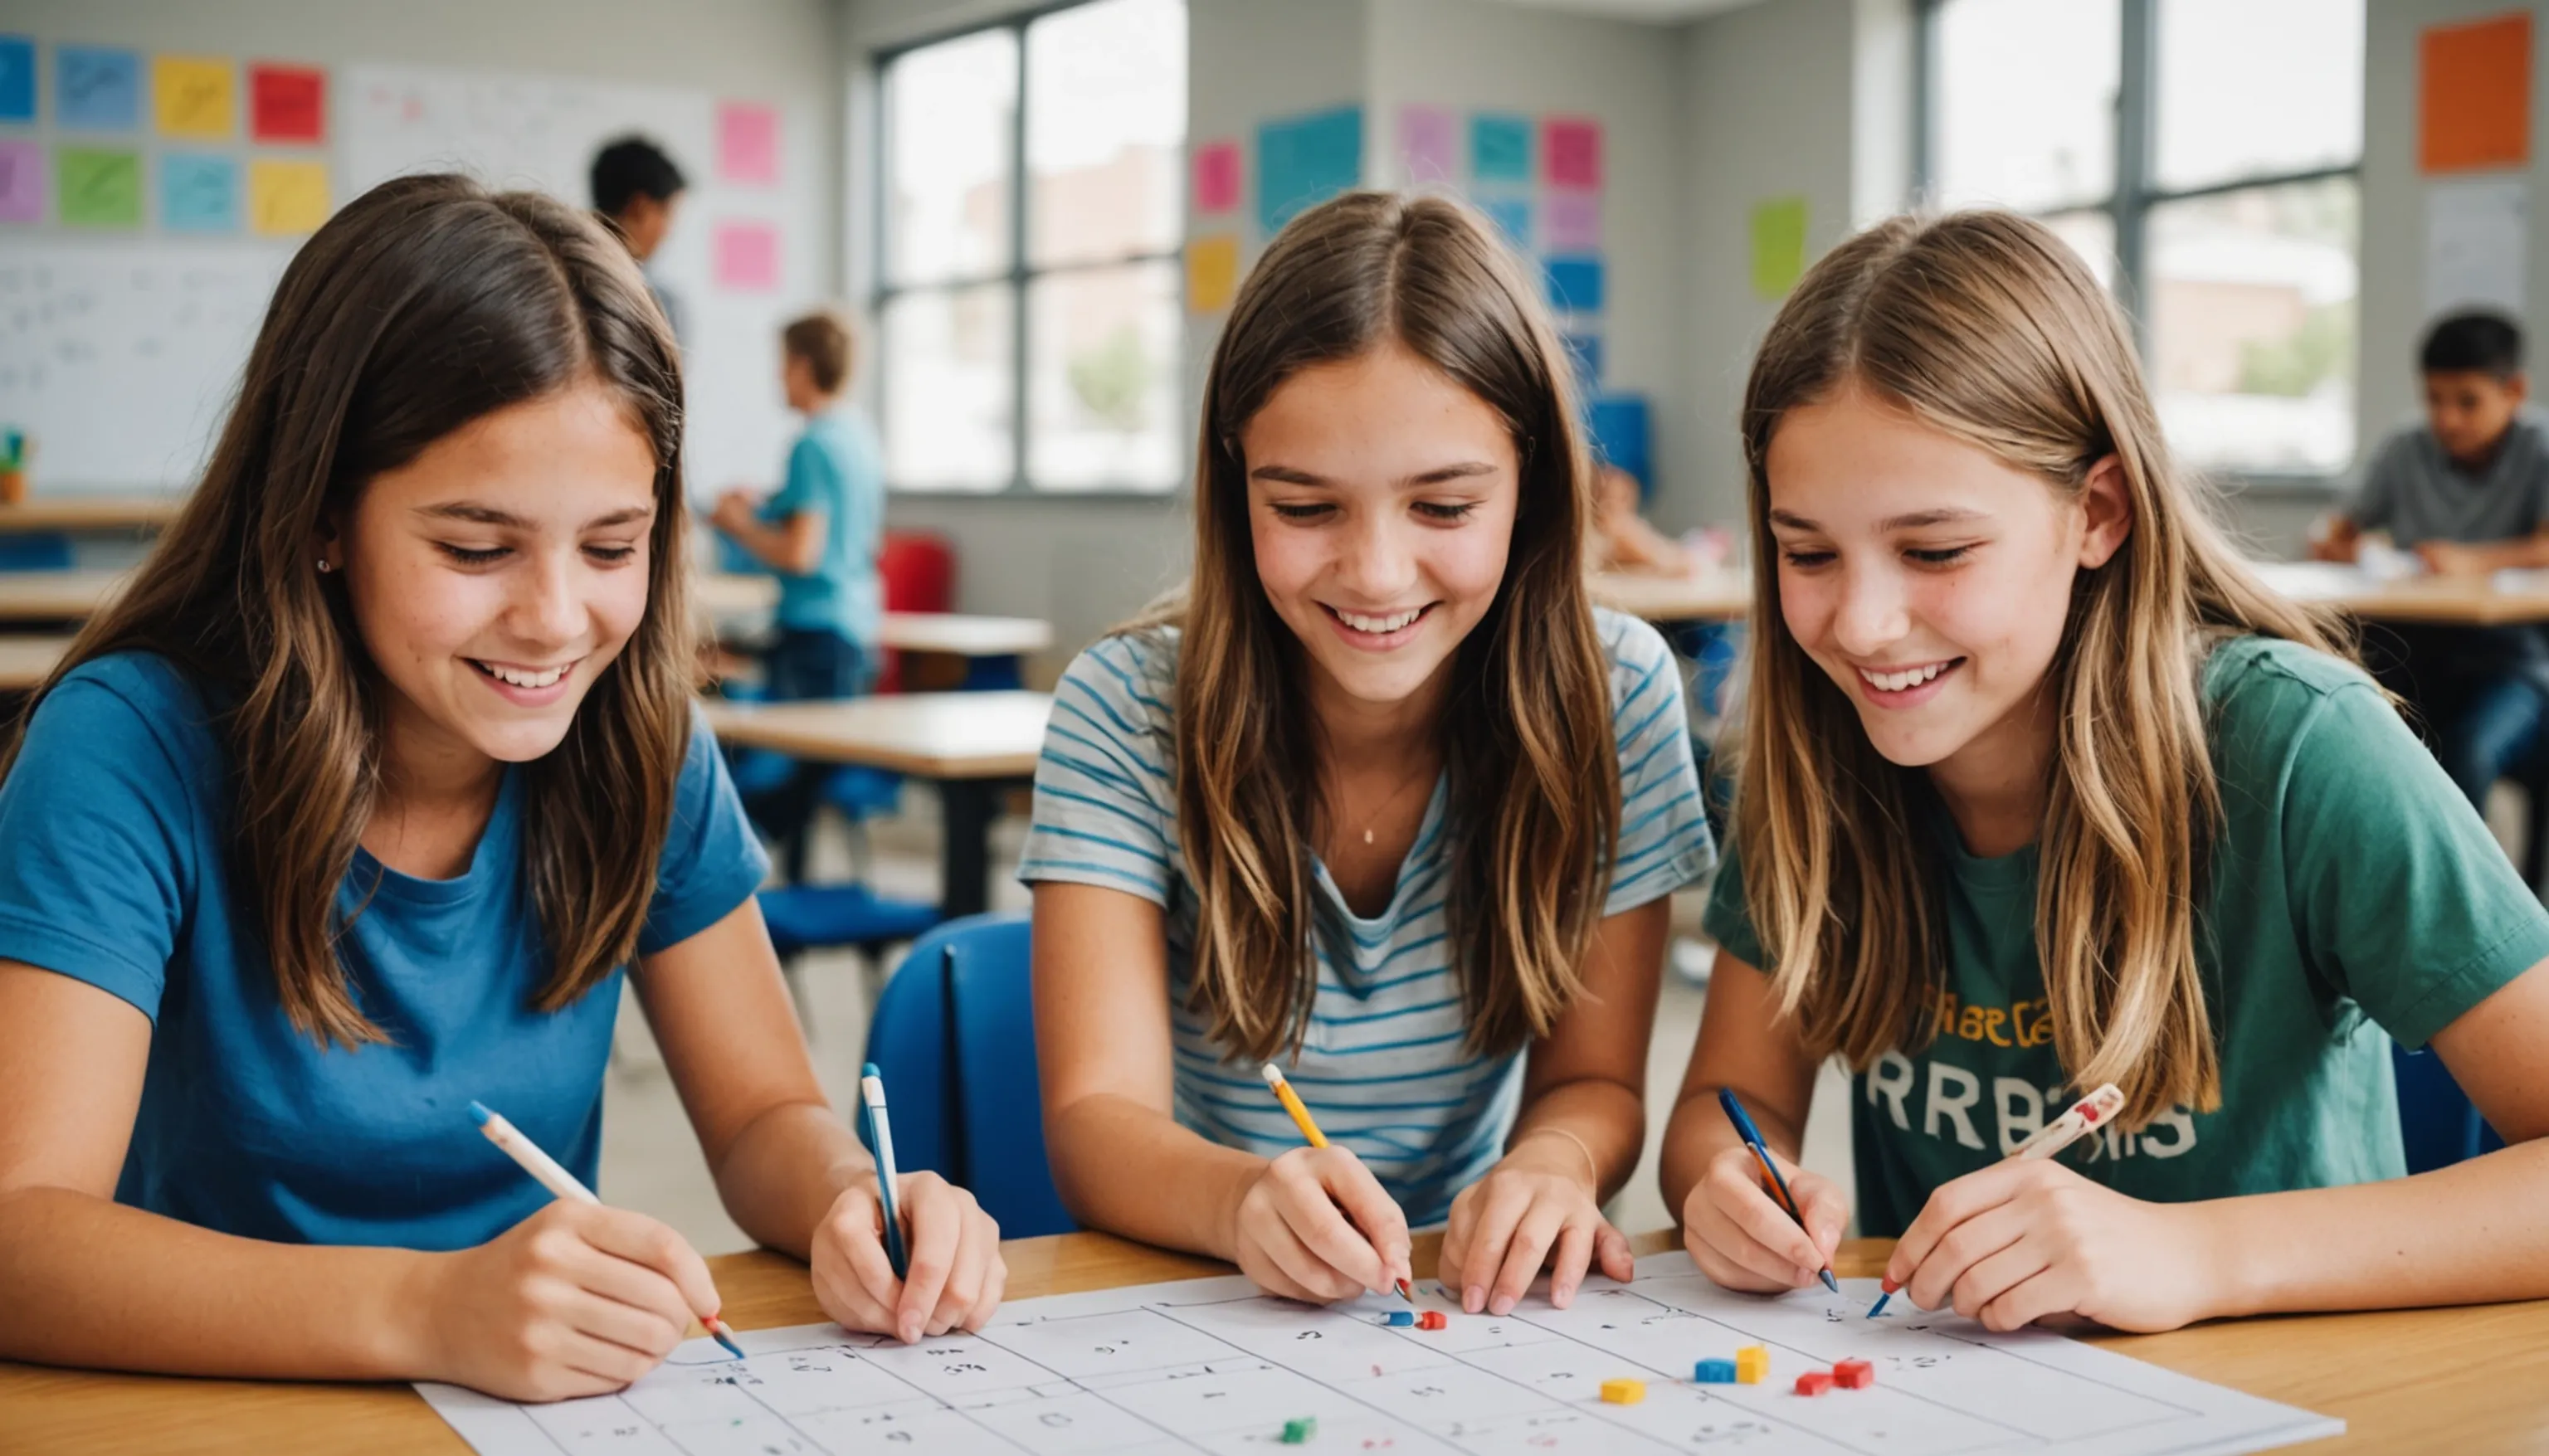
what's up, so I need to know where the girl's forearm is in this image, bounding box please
[0,1186,435,1380]
[1045,1093,1266,1260]
[708,1098,873,1260]
[2207,1138,2549,1319]
[1657,1083,1798,1219]
[1507,1079,1644,1203]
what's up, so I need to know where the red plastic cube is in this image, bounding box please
[1834,1359,1874,1390]
[1794,1371,1835,1396]
[1416,1310,1447,1330]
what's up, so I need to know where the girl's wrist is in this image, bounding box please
[381,1247,453,1381]
[1506,1127,1603,1198]
[2190,1195,2271,1322]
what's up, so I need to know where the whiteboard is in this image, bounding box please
[0,61,812,495]
[0,241,292,489]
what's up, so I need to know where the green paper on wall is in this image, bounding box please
[1751,196,1808,299]
[58,147,142,228]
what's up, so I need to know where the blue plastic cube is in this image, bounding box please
[1694,1358,1738,1383]
[1385,1310,1416,1327]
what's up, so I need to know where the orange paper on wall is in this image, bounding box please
[2420,12,2532,173]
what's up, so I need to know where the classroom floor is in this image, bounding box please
[597,795,1859,1260]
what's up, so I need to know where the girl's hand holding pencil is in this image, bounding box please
[809,1168,1006,1344]
[1237,1064,1416,1304]
[1680,1099,1850,1296]
[414,1197,726,1404]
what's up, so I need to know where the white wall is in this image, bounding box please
[1670,0,1863,532]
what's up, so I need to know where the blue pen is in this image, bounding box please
[860,1062,909,1278]
[1716,1088,1840,1295]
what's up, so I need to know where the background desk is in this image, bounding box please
[0,633,71,690]
[0,496,183,533]
[6,1229,2543,1454]
[700,691,1051,917]
[0,568,125,625]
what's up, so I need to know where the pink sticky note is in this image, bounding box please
[719,102,779,185]
[1545,116,1602,190]
[0,140,41,222]
[1194,139,1240,213]
[1545,192,1601,252]
[714,221,779,290]
[1400,105,1456,183]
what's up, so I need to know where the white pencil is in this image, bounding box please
[469,1099,745,1359]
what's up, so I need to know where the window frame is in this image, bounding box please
[871,0,1188,497]
[1912,0,2364,489]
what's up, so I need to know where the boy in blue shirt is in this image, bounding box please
[713,311,888,862]
[2313,310,2549,806]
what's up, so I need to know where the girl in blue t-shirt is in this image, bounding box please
[0,176,1002,1400]
[1661,210,2549,1332]
[1026,192,1714,1317]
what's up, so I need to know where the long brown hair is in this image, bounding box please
[0,174,695,1047]
[1733,210,2346,1126]
[1161,189,1620,1062]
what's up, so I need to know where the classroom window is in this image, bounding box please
[1920,0,2366,480]
[875,0,1187,494]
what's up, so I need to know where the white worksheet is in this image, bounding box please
[417,1250,2341,1455]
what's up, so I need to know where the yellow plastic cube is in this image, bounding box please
[1599,1377,1646,1405]
[1735,1346,1769,1384]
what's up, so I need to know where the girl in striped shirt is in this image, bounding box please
[1025,192,1714,1316]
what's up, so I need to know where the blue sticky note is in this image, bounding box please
[1589,393,1651,489]
[161,152,239,232]
[1564,332,1603,388]
[1480,197,1530,249]
[1470,112,1532,183]
[58,46,140,131]
[1256,105,1362,237]
[0,37,34,124]
[1546,256,1605,314]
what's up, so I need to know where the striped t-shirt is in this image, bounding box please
[1020,607,1715,1227]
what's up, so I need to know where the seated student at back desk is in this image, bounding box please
[2313,310,2549,806]
[710,311,886,856]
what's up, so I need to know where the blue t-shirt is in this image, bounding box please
[762,407,885,647]
[0,653,769,1251]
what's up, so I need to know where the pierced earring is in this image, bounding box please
[316,558,334,574]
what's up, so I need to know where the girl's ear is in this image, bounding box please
[2078,453,2132,569]
[309,512,343,574]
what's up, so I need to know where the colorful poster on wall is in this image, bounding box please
[0,36,33,123]
[1398,105,1456,184]
[718,102,778,185]
[1470,112,1531,183]
[2420,12,2532,173]
[1564,331,1603,387]
[1752,195,1809,299]
[0,140,41,222]
[154,56,236,139]
[1481,196,1530,249]
[714,220,780,290]
[1545,192,1601,252]
[1256,105,1361,236]
[1546,256,1604,314]
[1192,139,1240,213]
[57,147,142,227]
[249,158,329,235]
[251,64,327,144]
[57,46,141,131]
[162,152,241,231]
[1543,116,1601,191]
[1186,231,1239,312]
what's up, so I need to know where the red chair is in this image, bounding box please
[874,531,954,694]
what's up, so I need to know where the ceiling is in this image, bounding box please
[1484,0,1769,22]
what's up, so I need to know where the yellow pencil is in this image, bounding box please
[1260,1064,1414,1303]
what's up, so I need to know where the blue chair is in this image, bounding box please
[2391,1041,2505,1175]
[861,913,1076,1239]
[758,884,941,1030]
[0,533,73,572]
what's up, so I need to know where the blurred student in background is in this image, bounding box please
[2312,311,2549,806]
[589,136,690,343]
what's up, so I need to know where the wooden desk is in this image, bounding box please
[0,633,71,689]
[1589,568,1752,624]
[0,568,127,624]
[0,494,183,533]
[701,691,1051,916]
[2250,562,2549,626]
[7,1229,2543,1454]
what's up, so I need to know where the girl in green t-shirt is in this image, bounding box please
[1660,210,2549,1333]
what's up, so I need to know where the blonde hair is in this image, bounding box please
[1153,190,1620,1061]
[1733,210,2347,1126]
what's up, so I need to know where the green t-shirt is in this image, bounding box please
[1703,636,2549,1237]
